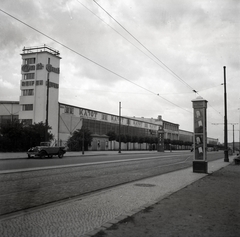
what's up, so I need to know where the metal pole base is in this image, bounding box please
[224,150,229,162]
[193,161,208,173]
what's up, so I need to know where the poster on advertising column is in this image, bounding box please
[194,108,204,134]
[194,134,204,160]
[193,107,206,161]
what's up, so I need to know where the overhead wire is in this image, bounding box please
[76,0,180,77]
[92,0,222,117]
[93,0,196,93]
[0,7,191,114]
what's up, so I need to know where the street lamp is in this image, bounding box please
[118,102,121,153]
[223,66,228,162]
[238,108,240,153]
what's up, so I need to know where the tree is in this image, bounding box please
[138,136,145,149]
[26,122,53,147]
[132,136,139,143]
[183,141,193,150]
[0,121,53,152]
[106,131,117,141]
[125,135,132,143]
[116,134,128,143]
[67,128,92,151]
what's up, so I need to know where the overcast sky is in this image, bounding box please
[0,0,239,143]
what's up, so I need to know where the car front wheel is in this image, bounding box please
[58,151,63,158]
[39,151,47,159]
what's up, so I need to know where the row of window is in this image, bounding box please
[82,119,153,138]
[23,73,35,80]
[22,89,34,96]
[22,104,33,111]
[22,80,42,87]
[21,119,33,125]
[64,106,74,114]
[22,81,34,86]
[22,80,58,87]
[47,81,59,89]
[22,73,60,89]
[36,80,43,86]
[23,58,36,65]
[164,123,178,131]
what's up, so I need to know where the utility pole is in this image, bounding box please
[82,130,85,155]
[238,108,240,152]
[45,59,50,142]
[223,66,229,162]
[233,124,235,153]
[118,102,121,153]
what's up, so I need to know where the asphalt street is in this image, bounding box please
[0,151,222,216]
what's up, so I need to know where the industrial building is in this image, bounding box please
[0,45,218,150]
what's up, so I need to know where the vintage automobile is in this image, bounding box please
[27,142,67,158]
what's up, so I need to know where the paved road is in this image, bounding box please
[0,152,223,216]
[0,151,217,172]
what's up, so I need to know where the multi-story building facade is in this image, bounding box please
[0,45,219,150]
[19,45,61,141]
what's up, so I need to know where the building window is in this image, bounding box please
[36,80,43,86]
[22,119,33,125]
[23,73,35,80]
[22,81,34,87]
[22,104,33,111]
[102,114,108,121]
[24,58,36,64]
[64,106,74,114]
[22,89,34,96]
[46,81,59,89]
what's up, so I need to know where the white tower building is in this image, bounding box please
[19,45,61,142]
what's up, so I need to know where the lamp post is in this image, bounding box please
[238,108,240,153]
[45,71,50,141]
[45,58,51,142]
[82,130,85,155]
[223,66,229,162]
[118,102,121,153]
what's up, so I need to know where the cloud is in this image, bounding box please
[0,0,239,142]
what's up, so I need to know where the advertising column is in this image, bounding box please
[192,97,208,173]
[158,125,164,152]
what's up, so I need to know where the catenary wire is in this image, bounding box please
[76,0,181,79]
[93,0,196,92]
[92,0,223,118]
[0,7,191,114]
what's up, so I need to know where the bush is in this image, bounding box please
[0,121,53,152]
[67,128,92,151]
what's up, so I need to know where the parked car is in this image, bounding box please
[27,142,67,158]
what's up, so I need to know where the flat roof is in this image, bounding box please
[21,45,61,58]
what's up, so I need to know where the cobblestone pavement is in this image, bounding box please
[0,157,232,237]
[98,161,240,237]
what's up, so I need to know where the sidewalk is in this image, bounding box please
[0,156,237,237]
[90,157,240,237]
